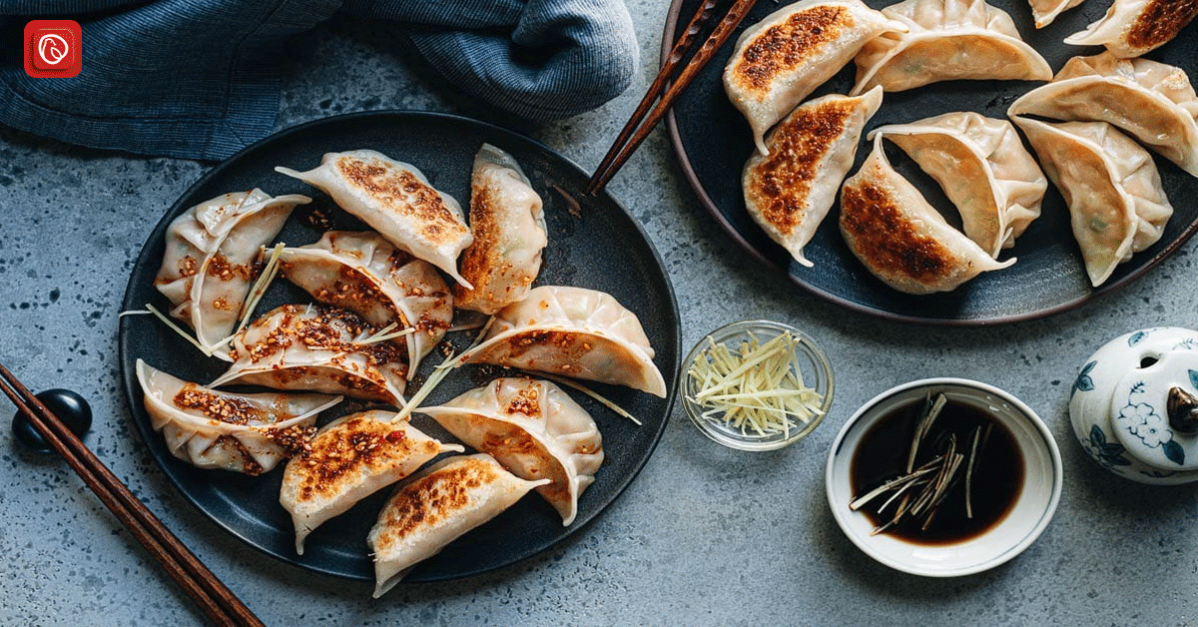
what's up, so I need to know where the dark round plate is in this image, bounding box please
[665,0,1198,324]
[118,111,680,583]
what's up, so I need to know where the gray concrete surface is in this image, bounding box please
[2,4,1197,626]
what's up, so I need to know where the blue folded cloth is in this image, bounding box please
[0,0,638,160]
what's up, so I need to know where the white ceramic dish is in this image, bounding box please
[826,378,1062,577]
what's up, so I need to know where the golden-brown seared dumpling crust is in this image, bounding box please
[723,0,906,154]
[454,144,547,314]
[839,137,1014,294]
[1065,0,1198,58]
[868,112,1047,257]
[281,410,463,555]
[743,88,883,268]
[368,454,547,597]
[276,150,473,287]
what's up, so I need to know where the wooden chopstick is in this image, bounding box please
[0,363,266,627]
[585,0,761,196]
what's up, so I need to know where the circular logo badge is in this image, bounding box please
[38,34,69,66]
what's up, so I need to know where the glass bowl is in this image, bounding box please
[681,320,834,451]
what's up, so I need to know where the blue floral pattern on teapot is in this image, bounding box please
[1069,328,1198,485]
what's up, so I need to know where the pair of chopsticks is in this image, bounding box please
[585,0,761,196]
[0,362,265,627]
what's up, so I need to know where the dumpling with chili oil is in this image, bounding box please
[460,286,667,398]
[136,360,340,476]
[280,410,463,555]
[421,378,603,526]
[279,231,453,373]
[368,454,548,597]
[155,189,310,358]
[210,304,409,406]
[276,150,473,287]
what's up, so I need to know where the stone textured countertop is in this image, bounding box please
[2,3,1196,626]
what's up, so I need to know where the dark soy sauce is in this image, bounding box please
[851,396,1024,545]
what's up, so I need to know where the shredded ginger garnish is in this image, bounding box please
[685,330,824,438]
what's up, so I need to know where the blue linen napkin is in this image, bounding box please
[0,0,638,160]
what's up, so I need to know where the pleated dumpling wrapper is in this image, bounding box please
[454,143,548,315]
[850,0,1052,96]
[155,189,310,359]
[279,231,453,373]
[421,378,603,526]
[869,112,1047,257]
[1009,52,1198,178]
[281,410,464,555]
[136,360,341,476]
[743,88,883,268]
[723,0,907,154]
[211,304,409,405]
[460,286,667,398]
[1012,118,1174,287]
[839,137,1015,294]
[368,454,549,597]
[1065,0,1198,58]
[275,150,473,287]
[1027,0,1086,28]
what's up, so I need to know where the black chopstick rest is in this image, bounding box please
[12,388,92,454]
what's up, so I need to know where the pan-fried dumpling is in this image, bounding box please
[743,88,883,268]
[276,150,473,287]
[851,0,1052,95]
[135,360,341,476]
[1064,0,1198,58]
[280,410,463,555]
[839,137,1015,294]
[723,0,907,154]
[460,286,667,398]
[211,304,409,405]
[1008,53,1198,178]
[868,112,1047,257]
[454,144,548,314]
[421,378,603,526]
[368,454,548,597]
[279,231,453,373]
[155,189,310,358]
[1012,118,1174,287]
[1028,0,1086,28]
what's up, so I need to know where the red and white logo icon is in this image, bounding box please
[24,20,82,78]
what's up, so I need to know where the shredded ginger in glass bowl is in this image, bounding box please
[682,320,834,451]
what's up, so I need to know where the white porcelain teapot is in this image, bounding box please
[1070,327,1198,485]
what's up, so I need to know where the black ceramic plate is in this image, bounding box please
[665,0,1198,324]
[118,111,680,583]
